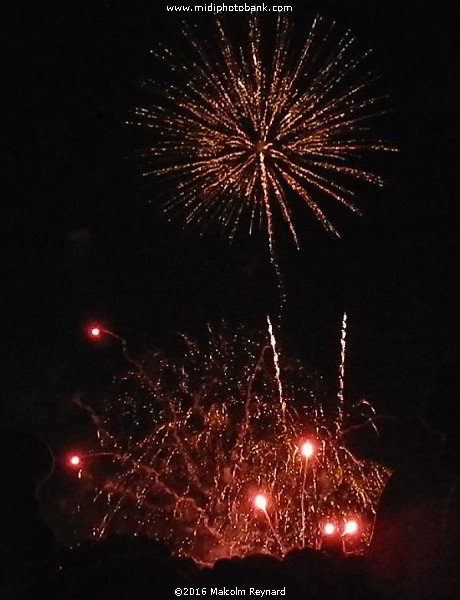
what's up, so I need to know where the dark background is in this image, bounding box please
[4,0,459,476]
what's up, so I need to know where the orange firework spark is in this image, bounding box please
[133,16,395,254]
[78,320,390,564]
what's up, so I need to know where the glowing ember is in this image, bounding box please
[323,522,337,536]
[343,519,359,536]
[89,326,102,338]
[254,494,268,512]
[69,455,82,467]
[300,441,315,459]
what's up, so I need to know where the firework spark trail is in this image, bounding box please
[237,339,270,447]
[261,505,286,555]
[134,16,396,254]
[300,459,308,547]
[78,323,390,564]
[336,312,347,433]
[267,315,285,418]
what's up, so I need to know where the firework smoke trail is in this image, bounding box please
[134,16,395,254]
[79,323,390,564]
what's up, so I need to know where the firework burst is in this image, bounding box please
[78,319,389,564]
[134,16,395,254]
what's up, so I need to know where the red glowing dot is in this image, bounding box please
[69,455,81,467]
[254,494,268,511]
[343,519,359,536]
[323,522,336,536]
[300,441,314,459]
[89,326,101,338]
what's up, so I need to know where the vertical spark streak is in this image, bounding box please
[259,153,287,311]
[259,150,274,259]
[336,312,347,433]
[263,507,286,555]
[300,460,308,547]
[267,315,285,417]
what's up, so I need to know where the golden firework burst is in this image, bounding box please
[134,16,395,254]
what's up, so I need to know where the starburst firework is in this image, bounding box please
[134,16,394,253]
[78,320,390,564]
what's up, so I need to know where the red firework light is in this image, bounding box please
[68,454,82,468]
[88,326,102,338]
[323,522,337,536]
[300,440,315,459]
[343,519,359,536]
[254,494,268,512]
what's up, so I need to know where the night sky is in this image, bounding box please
[4,0,459,469]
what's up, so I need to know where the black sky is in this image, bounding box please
[4,1,460,459]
